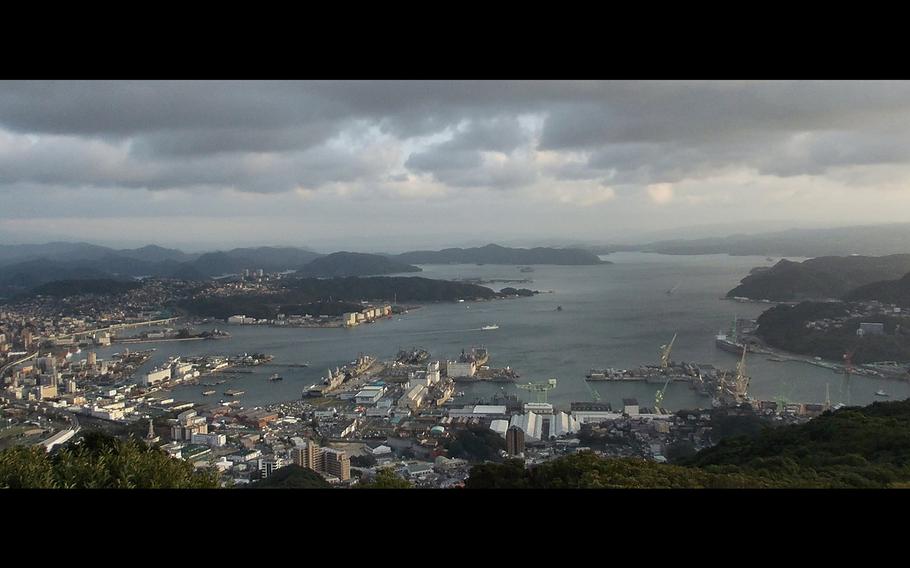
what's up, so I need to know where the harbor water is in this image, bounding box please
[82,252,910,411]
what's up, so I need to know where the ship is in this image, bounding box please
[875,389,889,397]
[396,348,429,365]
[459,346,490,367]
[519,266,535,273]
[269,373,283,382]
[556,305,563,311]
[481,324,499,331]
[224,389,245,396]
[666,283,680,295]
[202,390,216,396]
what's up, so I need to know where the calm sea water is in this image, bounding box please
[82,252,910,411]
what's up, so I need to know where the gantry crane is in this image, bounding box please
[586,380,601,403]
[517,378,558,404]
[659,333,677,369]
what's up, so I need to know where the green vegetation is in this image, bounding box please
[297,252,421,277]
[756,301,910,363]
[727,255,910,301]
[247,465,332,488]
[467,399,910,488]
[180,276,497,319]
[357,467,412,488]
[466,454,767,488]
[29,278,141,298]
[0,431,219,488]
[847,271,910,306]
[445,426,507,463]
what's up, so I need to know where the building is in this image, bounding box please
[354,385,384,405]
[171,409,208,441]
[446,360,476,378]
[509,411,578,442]
[857,322,885,336]
[191,432,227,447]
[401,384,427,411]
[323,448,351,481]
[258,456,286,479]
[292,439,350,481]
[506,426,525,456]
[141,367,171,387]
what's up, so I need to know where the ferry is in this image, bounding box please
[481,324,500,331]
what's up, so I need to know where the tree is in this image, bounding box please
[357,467,412,489]
[0,431,219,489]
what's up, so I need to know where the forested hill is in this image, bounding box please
[179,276,497,319]
[727,255,910,301]
[467,399,910,489]
[846,271,910,306]
[297,252,421,277]
[394,244,609,265]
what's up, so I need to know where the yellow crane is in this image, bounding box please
[659,333,677,369]
[516,378,558,404]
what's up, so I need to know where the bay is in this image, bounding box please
[82,252,910,411]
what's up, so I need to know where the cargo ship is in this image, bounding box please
[224,389,245,396]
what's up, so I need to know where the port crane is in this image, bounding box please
[654,375,673,413]
[842,349,855,406]
[517,378,558,404]
[733,345,750,401]
[586,380,601,403]
[659,333,677,369]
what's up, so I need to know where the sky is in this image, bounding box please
[2,80,910,252]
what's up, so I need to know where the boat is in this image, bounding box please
[875,390,889,397]
[269,373,283,382]
[519,266,535,273]
[556,305,563,311]
[455,391,465,397]
[666,283,680,295]
[481,324,499,331]
[224,389,245,396]
[202,390,216,396]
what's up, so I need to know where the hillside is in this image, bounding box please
[394,244,609,265]
[727,255,910,301]
[179,276,497,319]
[467,399,910,488]
[755,301,910,363]
[30,279,141,298]
[846,271,910,306]
[297,252,420,277]
[247,465,331,488]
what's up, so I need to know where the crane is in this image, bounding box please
[733,345,750,401]
[842,348,855,405]
[659,333,677,369]
[654,374,673,413]
[586,380,601,403]
[516,378,558,404]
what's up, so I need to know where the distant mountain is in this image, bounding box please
[727,255,910,301]
[29,279,142,298]
[394,244,609,265]
[642,223,910,257]
[297,252,421,277]
[846,271,910,305]
[0,242,116,266]
[0,258,119,291]
[188,247,323,277]
[115,245,197,263]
